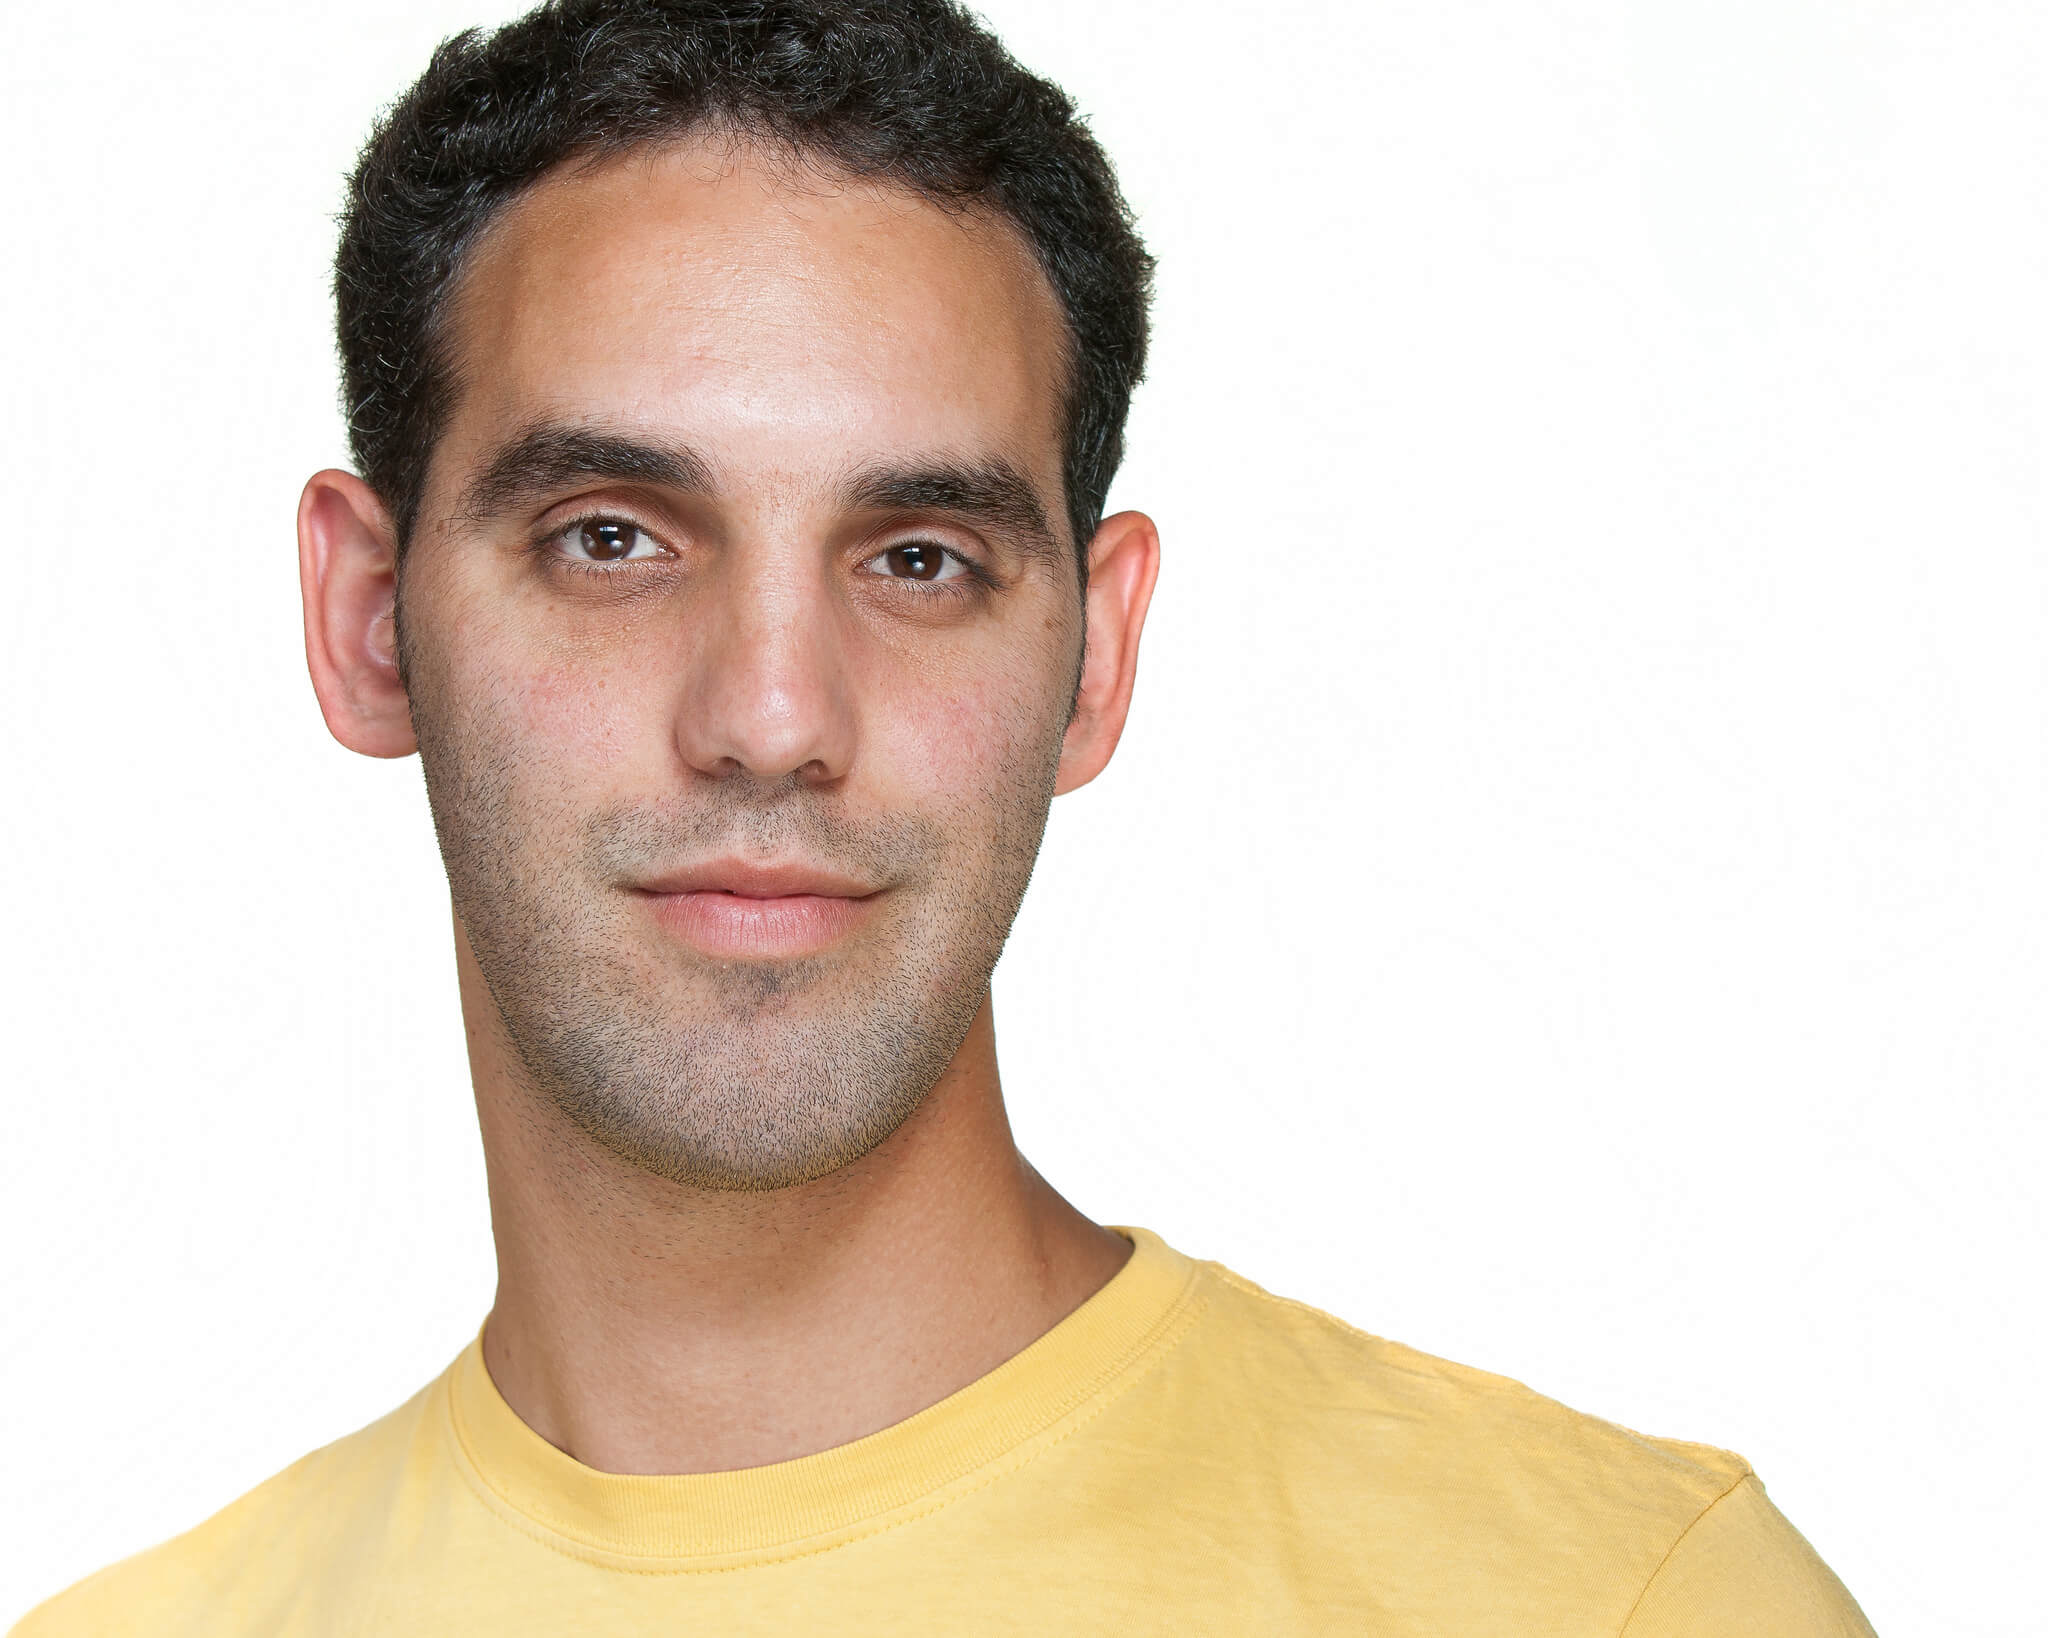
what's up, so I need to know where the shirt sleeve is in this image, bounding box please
[1620,1474,1878,1637]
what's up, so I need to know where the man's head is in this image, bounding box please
[297,0,1160,1193]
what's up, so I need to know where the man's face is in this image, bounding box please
[396,137,1083,1190]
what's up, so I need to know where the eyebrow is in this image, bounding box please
[838,455,1065,571]
[453,424,716,526]
[452,421,1067,571]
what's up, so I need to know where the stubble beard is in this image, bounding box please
[404,645,1065,1194]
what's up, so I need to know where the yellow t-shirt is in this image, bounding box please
[13,1227,1873,1635]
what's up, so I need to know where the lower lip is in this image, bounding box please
[642,890,878,959]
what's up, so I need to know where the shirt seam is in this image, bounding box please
[1614,1470,1759,1637]
[1205,1263,1383,1336]
[1211,1265,1755,1479]
[444,1274,1214,1573]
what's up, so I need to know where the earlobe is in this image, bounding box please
[1054,509,1161,796]
[298,469,418,759]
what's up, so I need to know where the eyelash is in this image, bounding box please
[533,513,998,595]
[532,513,672,580]
[867,541,996,597]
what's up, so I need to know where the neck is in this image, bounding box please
[454,922,1130,1476]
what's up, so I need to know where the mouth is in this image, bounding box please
[631,859,883,960]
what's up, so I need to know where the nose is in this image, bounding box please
[673,550,858,787]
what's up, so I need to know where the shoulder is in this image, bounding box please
[1620,1471,1876,1636]
[1146,1249,1872,1630]
[9,1370,448,1637]
[1180,1252,1752,1510]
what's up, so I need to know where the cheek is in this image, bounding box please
[480,607,686,776]
[510,660,641,768]
[428,636,655,830]
[859,594,1080,815]
[874,661,1065,815]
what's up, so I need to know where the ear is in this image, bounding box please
[298,468,417,758]
[1055,508,1161,795]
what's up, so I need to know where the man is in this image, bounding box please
[16,1,1873,1632]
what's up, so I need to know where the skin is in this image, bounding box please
[296,135,1161,1474]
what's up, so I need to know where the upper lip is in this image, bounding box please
[634,858,880,899]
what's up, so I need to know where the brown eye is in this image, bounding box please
[582,521,633,560]
[873,542,965,583]
[555,518,660,563]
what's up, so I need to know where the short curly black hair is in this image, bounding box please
[335,0,1155,570]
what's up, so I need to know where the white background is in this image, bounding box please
[2,2,2040,1630]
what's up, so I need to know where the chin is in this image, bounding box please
[520,1009,966,1193]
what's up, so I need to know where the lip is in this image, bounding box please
[636,858,879,899]
[633,858,882,959]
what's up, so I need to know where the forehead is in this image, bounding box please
[433,135,1070,507]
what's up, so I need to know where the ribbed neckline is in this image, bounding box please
[441,1224,1199,1564]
